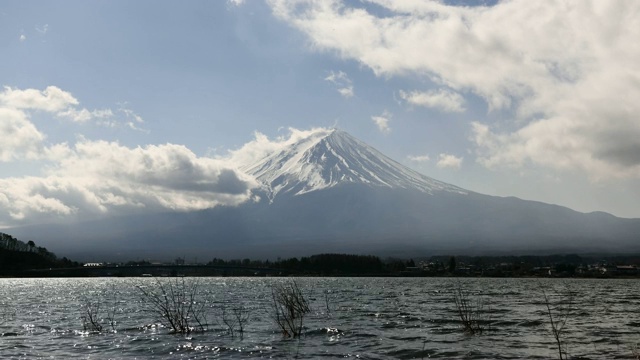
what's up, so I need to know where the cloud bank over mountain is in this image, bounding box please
[1,86,406,227]
[0,87,352,227]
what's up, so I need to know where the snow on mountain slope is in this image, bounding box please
[239,128,467,200]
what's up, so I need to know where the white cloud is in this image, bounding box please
[0,107,45,161]
[56,108,115,123]
[324,70,354,98]
[0,86,107,124]
[337,87,354,98]
[19,34,26,42]
[0,140,259,226]
[0,86,79,112]
[399,89,465,113]
[436,153,463,169]
[408,154,430,162]
[371,111,391,133]
[227,127,332,166]
[227,0,245,6]
[0,86,148,132]
[0,141,255,222]
[268,0,640,179]
[0,86,259,226]
[0,177,76,221]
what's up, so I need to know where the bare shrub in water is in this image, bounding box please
[221,302,250,339]
[80,299,103,332]
[453,282,486,335]
[137,278,207,334]
[270,280,310,338]
[541,285,574,360]
[323,289,335,317]
[79,286,120,333]
[104,286,119,332]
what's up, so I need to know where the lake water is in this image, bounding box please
[0,277,639,359]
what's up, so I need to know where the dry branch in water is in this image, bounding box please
[221,302,250,338]
[80,299,103,332]
[453,282,486,335]
[79,286,121,333]
[137,278,207,334]
[541,284,574,360]
[105,287,119,332]
[270,280,310,338]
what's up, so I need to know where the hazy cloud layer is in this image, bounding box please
[269,0,640,179]
[0,86,258,226]
[227,0,245,7]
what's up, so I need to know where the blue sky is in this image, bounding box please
[1,0,639,226]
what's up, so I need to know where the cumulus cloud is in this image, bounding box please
[399,89,465,113]
[0,142,258,226]
[0,86,149,132]
[0,86,116,124]
[0,86,259,226]
[0,141,258,224]
[408,154,430,162]
[0,86,112,161]
[371,111,391,133]
[324,70,354,98]
[268,0,640,179]
[436,153,463,169]
[0,86,79,112]
[0,107,45,161]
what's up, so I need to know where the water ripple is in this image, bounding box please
[0,277,639,358]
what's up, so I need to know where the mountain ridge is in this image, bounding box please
[240,128,467,201]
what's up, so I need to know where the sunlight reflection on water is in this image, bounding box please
[0,277,638,359]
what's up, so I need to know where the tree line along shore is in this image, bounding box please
[1,232,639,277]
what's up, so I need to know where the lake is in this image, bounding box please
[0,277,639,359]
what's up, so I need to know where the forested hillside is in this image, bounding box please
[0,232,79,275]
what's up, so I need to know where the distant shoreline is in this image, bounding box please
[6,264,640,279]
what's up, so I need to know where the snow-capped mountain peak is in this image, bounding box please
[240,128,467,200]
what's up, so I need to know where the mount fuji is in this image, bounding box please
[10,129,640,260]
[240,129,465,200]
